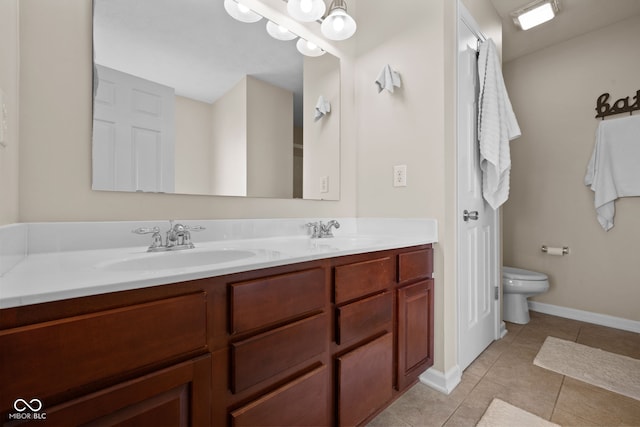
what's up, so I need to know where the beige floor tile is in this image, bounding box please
[481,345,562,419]
[464,339,512,378]
[577,323,640,359]
[555,377,640,426]
[550,408,602,427]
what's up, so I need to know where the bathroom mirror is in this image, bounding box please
[92,0,340,200]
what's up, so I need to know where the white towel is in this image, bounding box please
[314,95,331,122]
[584,115,640,231]
[375,64,401,94]
[477,39,521,209]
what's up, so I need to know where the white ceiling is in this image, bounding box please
[489,0,640,62]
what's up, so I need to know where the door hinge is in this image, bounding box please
[494,286,500,300]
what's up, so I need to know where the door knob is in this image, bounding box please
[463,210,479,222]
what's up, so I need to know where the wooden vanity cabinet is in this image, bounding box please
[0,244,434,427]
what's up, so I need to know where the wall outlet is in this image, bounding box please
[393,165,407,187]
[320,176,329,193]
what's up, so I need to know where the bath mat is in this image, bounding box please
[534,336,640,401]
[476,398,559,427]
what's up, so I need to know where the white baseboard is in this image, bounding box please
[528,301,640,333]
[419,365,461,395]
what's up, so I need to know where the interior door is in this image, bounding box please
[92,65,175,193]
[457,7,500,371]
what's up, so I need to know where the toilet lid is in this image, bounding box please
[503,266,548,281]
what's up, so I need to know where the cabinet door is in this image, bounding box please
[26,355,211,427]
[397,279,434,391]
[336,333,393,427]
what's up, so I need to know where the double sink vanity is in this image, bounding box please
[0,218,437,426]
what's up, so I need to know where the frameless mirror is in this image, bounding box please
[92,0,340,200]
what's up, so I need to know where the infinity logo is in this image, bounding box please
[13,398,43,412]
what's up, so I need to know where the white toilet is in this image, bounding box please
[502,266,550,324]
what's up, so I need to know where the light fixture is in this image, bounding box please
[266,21,297,41]
[224,0,263,24]
[296,38,325,57]
[320,0,357,41]
[287,0,326,22]
[511,0,559,31]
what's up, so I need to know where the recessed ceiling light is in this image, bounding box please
[511,0,560,31]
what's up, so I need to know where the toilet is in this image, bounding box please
[502,266,550,324]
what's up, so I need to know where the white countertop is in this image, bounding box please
[0,218,437,309]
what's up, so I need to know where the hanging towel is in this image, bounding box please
[584,115,640,231]
[375,64,401,93]
[314,95,331,122]
[477,39,521,209]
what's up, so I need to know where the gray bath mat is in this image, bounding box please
[476,398,559,427]
[534,336,640,401]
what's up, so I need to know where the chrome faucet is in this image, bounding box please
[306,220,340,238]
[132,220,205,252]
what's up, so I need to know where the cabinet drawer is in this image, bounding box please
[398,248,433,283]
[231,313,327,393]
[35,354,211,427]
[337,333,393,427]
[229,267,325,334]
[0,293,207,411]
[336,292,392,345]
[230,365,329,427]
[334,257,393,304]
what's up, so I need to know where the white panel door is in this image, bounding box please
[92,65,175,193]
[457,8,500,371]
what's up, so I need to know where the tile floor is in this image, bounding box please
[369,311,640,427]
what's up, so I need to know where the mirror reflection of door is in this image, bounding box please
[93,65,175,193]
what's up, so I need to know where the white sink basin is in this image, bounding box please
[97,249,257,271]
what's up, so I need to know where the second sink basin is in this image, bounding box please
[97,248,257,271]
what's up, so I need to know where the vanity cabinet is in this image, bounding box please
[0,244,433,427]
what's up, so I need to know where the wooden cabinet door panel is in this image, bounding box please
[230,365,329,427]
[334,257,393,304]
[336,291,392,345]
[231,313,327,393]
[229,268,325,334]
[397,279,434,390]
[337,333,393,426]
[25,355,211,427]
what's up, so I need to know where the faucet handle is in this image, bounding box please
[132,226,160,235]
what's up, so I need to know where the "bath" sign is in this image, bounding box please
[595,90,640,119]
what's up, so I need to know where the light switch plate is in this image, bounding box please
[320,176,329,193]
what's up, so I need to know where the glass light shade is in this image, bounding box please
[287,0,326,22]
[321,8,356,40]
[266,21,297,41]
[296,39,325,57]
[223,0,263,23]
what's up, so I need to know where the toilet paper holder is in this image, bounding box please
[541,245,569,255]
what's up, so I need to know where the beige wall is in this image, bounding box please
[16,0,356,223]
[503,15,640,322]
[246,76,294,198]
[303,53,340,200]
[175,96,212,195]
[0,0,19,225]
[353,0,500,374]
